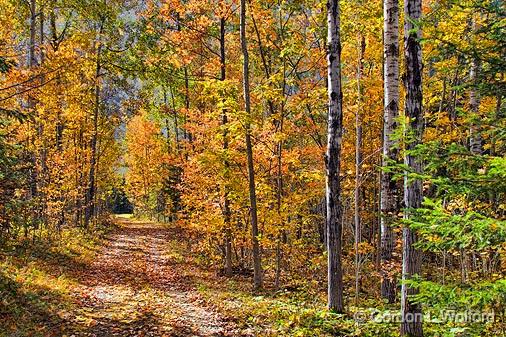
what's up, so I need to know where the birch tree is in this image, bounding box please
[381,0,400,304]
[469,16,482,155]
[326,0,344,313]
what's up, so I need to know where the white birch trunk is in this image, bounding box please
[381,0,400,304]
[326,0,344,313]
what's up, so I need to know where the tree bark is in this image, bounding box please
[28,0,38,203]
[38,4,48,229]
[274,109,284,289]
[354,34,365,305]
[84,20,104,229]
[220,16,233,278]
[250,7,285,288]
[183,66,191,143]
[169,86,180,153]
[325,0,344,313]
[401,0,424,335]
[381,0,400,304]
[240,0,262,291]
[469,17,482,155]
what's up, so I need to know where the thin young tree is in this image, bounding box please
[240,0,262,290]
[401,0,424,335]
[220,13,233,277]
[381,0,400,303]
[469,16,482,155]
[354,33,365,305]
[326,0,344,313]
[84,17,105,229]
[28,0,38,215]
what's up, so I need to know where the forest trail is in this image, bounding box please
[68,217,241,337]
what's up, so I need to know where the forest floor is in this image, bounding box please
[1,219,502,337]
[0,216,364,337]
[0,217,251,337]
[65,217,247,336]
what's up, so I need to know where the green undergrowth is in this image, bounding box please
[196,280,400,337]
[160,222,503,337]
[196,276,505,337]
[196,277,504,337]
[0,222,113,336]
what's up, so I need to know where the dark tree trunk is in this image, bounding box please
[84,21,104,229]
[354,34,365,304]
[220,16,233,278]
[401,0,424,335]
[28,0,38,203]
[240,0,263,291]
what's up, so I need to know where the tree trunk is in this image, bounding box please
[240,0,262,291]
[381,0,400,304]
[274,114,284,289]
[51,7,64,151]
[401,0,424,335]
[28,0,38,203]
[250,7,285,288]
[326,0,344,313]
[275,19,287,291]
[469,17,482,155]
[163,89,171,150]
[354,34,365,305]
[84,21,104,229]
[220,16,233,278]
[169,86,180,152]
[183,66,191,143]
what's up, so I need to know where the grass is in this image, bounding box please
[0,225,111,336]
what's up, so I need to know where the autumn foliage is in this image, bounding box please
[0,0,504,336]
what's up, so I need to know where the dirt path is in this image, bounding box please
[68,218,242,337]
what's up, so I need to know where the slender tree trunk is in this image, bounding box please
[28,0,38,203]
[183,66,191,143]
[326,0,344,313]
[169,86,180,153]
[401,0,424,335]
[29,0,37,68]
[175,12,191,145]
[51,8,64,151]
[469,17,482,155]
[51,6,64,157]
[163,89,171,150]
[438,78,446,114]
[376,169,382,270]
[491,86,503,156]
[84,21,104,229]
[354,34,365,305]
[220,16,233,277]
[381,0,400,304]
[74,132,79,226]
[274,114,284,289]
[275,11,287,291]
[250,7,284,288]
[240,0,262,291]
[449,66,460,122]
[38,5,48,229]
